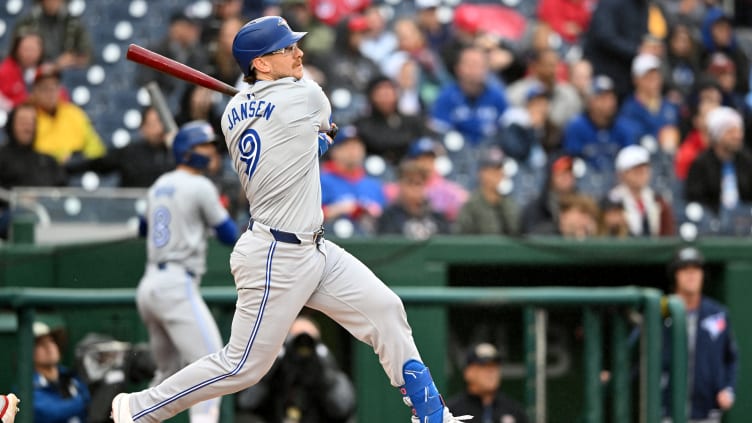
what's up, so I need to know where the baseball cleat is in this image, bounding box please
[409,408,473,423]
[111,393,135,423]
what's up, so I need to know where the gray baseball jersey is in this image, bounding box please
[136,169,229,422]
[125,77,422,422]
[145,170,230,275]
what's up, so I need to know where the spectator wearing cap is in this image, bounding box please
[447,342,528,423]
[701,8,750,95]
[608,145,675,236]
[685,106,752,213]
[454,147,520,235]
[662,246,738,421]
[617,53,681,153]
[31,321,91,423]
[521,155,579,234]
[377,161,450,240]
[704,52,748,113]
[135,11,210,105]
[562,75,636,171]
[0,30,45,112]
[320,126,385,236]
[675,80,724,180]
[505,48,583,129]
[582,0,649,99]
[10,0,92,73]
[429,46,508,147]
[29,69,105,165]
[497,82,551,167]
[384,138,469,222]
[355,76,426,166]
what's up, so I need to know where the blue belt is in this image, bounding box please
[157,262,196,278]
[247,219,324,245]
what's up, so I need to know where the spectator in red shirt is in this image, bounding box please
[0,30,45,112]
[675,80,724,180]
[537,0,594,45]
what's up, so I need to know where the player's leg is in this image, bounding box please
[115,235,326,423]
[151,274,224,423]
[136,275,182,385]
[306,240,470,423]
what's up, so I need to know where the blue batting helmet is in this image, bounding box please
[173,121,216,170]
[232,16,307,77]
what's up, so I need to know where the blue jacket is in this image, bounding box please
[33,366,91,423]
[562,113,636,171]
[429,81,508,145]
[663,297,739,419]
[617,96,679,142]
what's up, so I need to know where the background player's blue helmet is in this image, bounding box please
[173,121,216,170]
[232,16,307,77]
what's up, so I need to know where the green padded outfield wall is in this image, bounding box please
[1,236,750,422]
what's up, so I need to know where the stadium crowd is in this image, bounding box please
[1,0,752,241]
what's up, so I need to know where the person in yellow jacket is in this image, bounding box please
[29,69,105,164]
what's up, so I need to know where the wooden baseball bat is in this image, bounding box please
[126,44,239,96]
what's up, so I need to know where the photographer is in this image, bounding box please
[236,316,356,423]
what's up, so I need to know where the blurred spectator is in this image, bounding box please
[320,126,385,237]
[384,137,469,222]
[664,22,703,105]
[617,54,681,153]
[201,0,245,49]
[701,8,750,94]
[685,106,752,213]
[569,59,594,101]
[661,0,706,27]
[0,394,19,423]
[65,106,173,188]
[675,81,723,180]
[382,18,451,113]
[554,193,600,239]
[359,5,398,64]
[446,342,529,423]
[29,69,105,164]
[704,52,748,112]
[662,246,739,421]
[498,83,551,166]
[583,0,649,99]
[537,0,594,50]
[10,0,92,72]
[32,321,90,423]
[242,0,281,19]
[322,15,381,124]
[0,103,66,189]
[135,11,209,105]
[206,16,247,87]
[355,76,426,166]
[563,75,635,172]
[429,46,508,146]
[415,0,453,54]
[281,0,335,66]
[377,160,450,239]
[454,147,520,235]
[506,48,582,128]
[236,315,356,423]
[607,145,675,236]
[176,85,225,149]
[597,196,629,237]
[0,30,45,112]
[521,155,578,234]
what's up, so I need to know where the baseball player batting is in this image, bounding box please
[112,16,471,423]
[133,121,239,423]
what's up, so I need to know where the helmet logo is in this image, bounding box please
[278,17,291,30]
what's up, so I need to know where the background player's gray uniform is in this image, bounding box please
[136,169,229,422]
[127,78,422,422]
